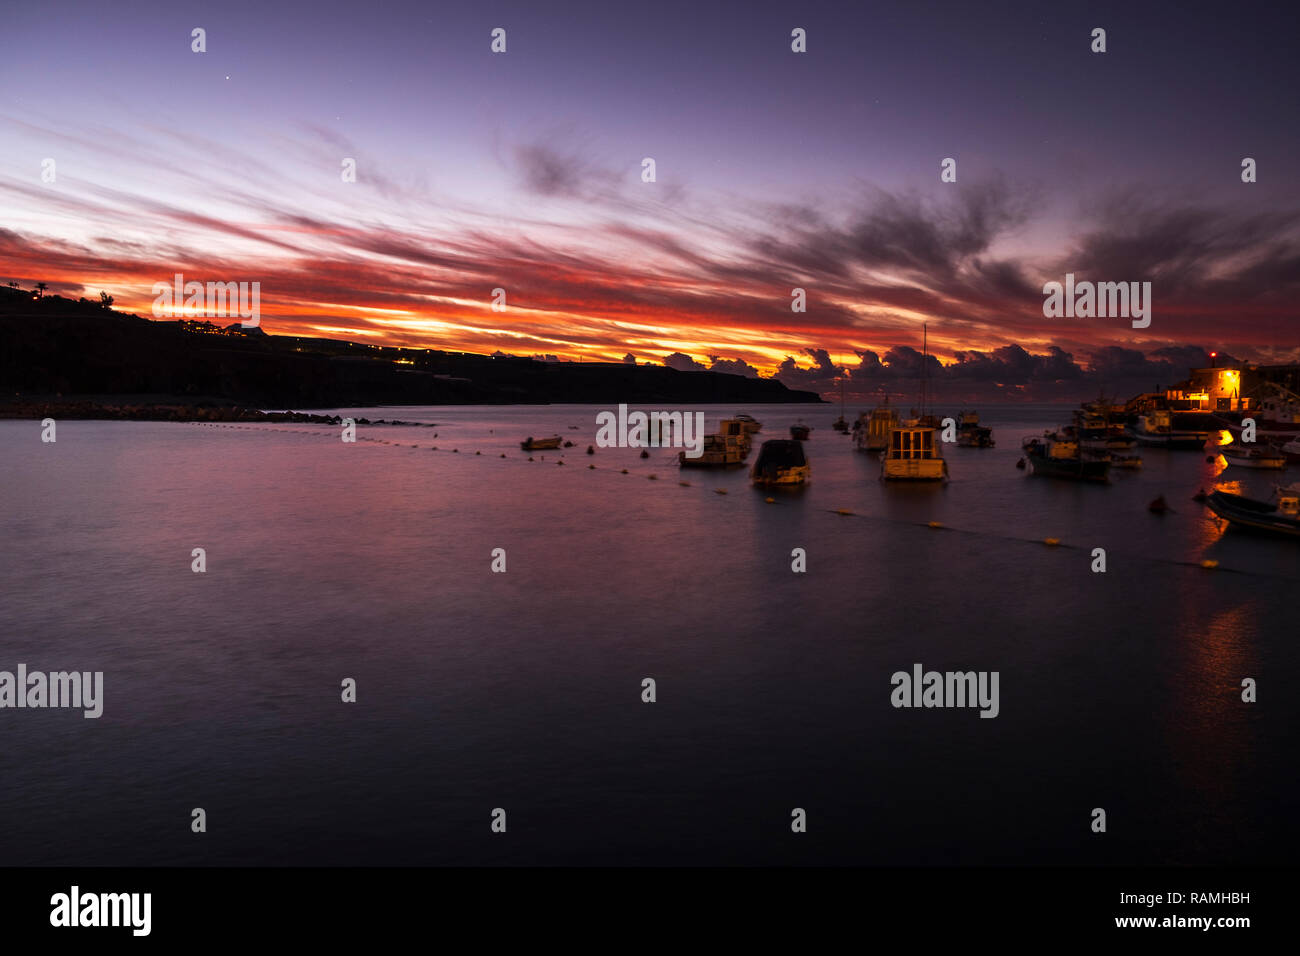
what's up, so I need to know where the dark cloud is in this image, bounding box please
[663,351,707,371]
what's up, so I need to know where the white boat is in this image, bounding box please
[1221,443,1287,469]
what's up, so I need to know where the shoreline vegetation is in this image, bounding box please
[0,285,823,418]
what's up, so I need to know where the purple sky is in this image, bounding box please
[2,0,1298,398]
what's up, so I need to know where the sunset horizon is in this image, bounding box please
[4,1,1298,400]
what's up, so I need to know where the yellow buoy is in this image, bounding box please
[1044,537,1060,547]
[928,521,943,529]
[835,508,853,515]
[1201,559,1219,569]
[765,497,775,504]
[621,468,628,474]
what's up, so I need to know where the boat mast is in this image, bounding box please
[921,323,928,418]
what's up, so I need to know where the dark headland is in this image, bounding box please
[0,287,822,421]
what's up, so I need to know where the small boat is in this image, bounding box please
[854,403,898,453]
[790,422,811,440]
[955,410,995,448]
[1205,484,1300,538]
[1073,396,1135,450]
[734,414,762,435]
[679,419,751,467]
[751,439,810,486]
[1134,409,1210,449]
[1221,443,1287,469]
[1021,432,1110,482]
[881,421,948,481]
[520,435,562,451]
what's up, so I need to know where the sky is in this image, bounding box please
[2,0,1298,399]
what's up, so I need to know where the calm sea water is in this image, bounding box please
[1,403,1296,866]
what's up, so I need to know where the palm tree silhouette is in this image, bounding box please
[35,282,48,298]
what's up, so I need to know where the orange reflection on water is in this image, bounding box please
[1163,598,1260,840]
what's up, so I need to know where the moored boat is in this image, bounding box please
[520,435,562,451]
[955,410,995,447]
[881,420,948,481]
[790,422,811,440]
[751,439,810,486]
[1134,408,1210,449]
[679,419,751,467]
[1074,395,1135,450]
[854,403,898,453]
[1205,484,1300,538]
[1221,443,1287,469]
[1021,432,1111,482]
[734,414,762,436]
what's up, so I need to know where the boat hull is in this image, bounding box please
[1223,454,1286,470]
[881,459,948,481]
[1026,454,1111,482]
[1206,491,1300,538]
[1134,433,1208,449]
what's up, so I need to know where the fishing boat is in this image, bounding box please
[1133,408,1210,449]
[1073,398,1135,451]
[790,422,811,440]
[750,439,810,486]
[1221,387,1300,442]
[1205,484,1300,538]
[1021,432,1111,482]
[955,410,995,448]
[854,403,898,453]
[520,435,562,451]
[881,421,948,481]
[679,434,746,467]
[734,414,762,436]
[1220,443,1287,469]
[880,325,949,481]
[679,419,751,467]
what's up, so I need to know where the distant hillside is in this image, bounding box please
[0,288,823,407]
